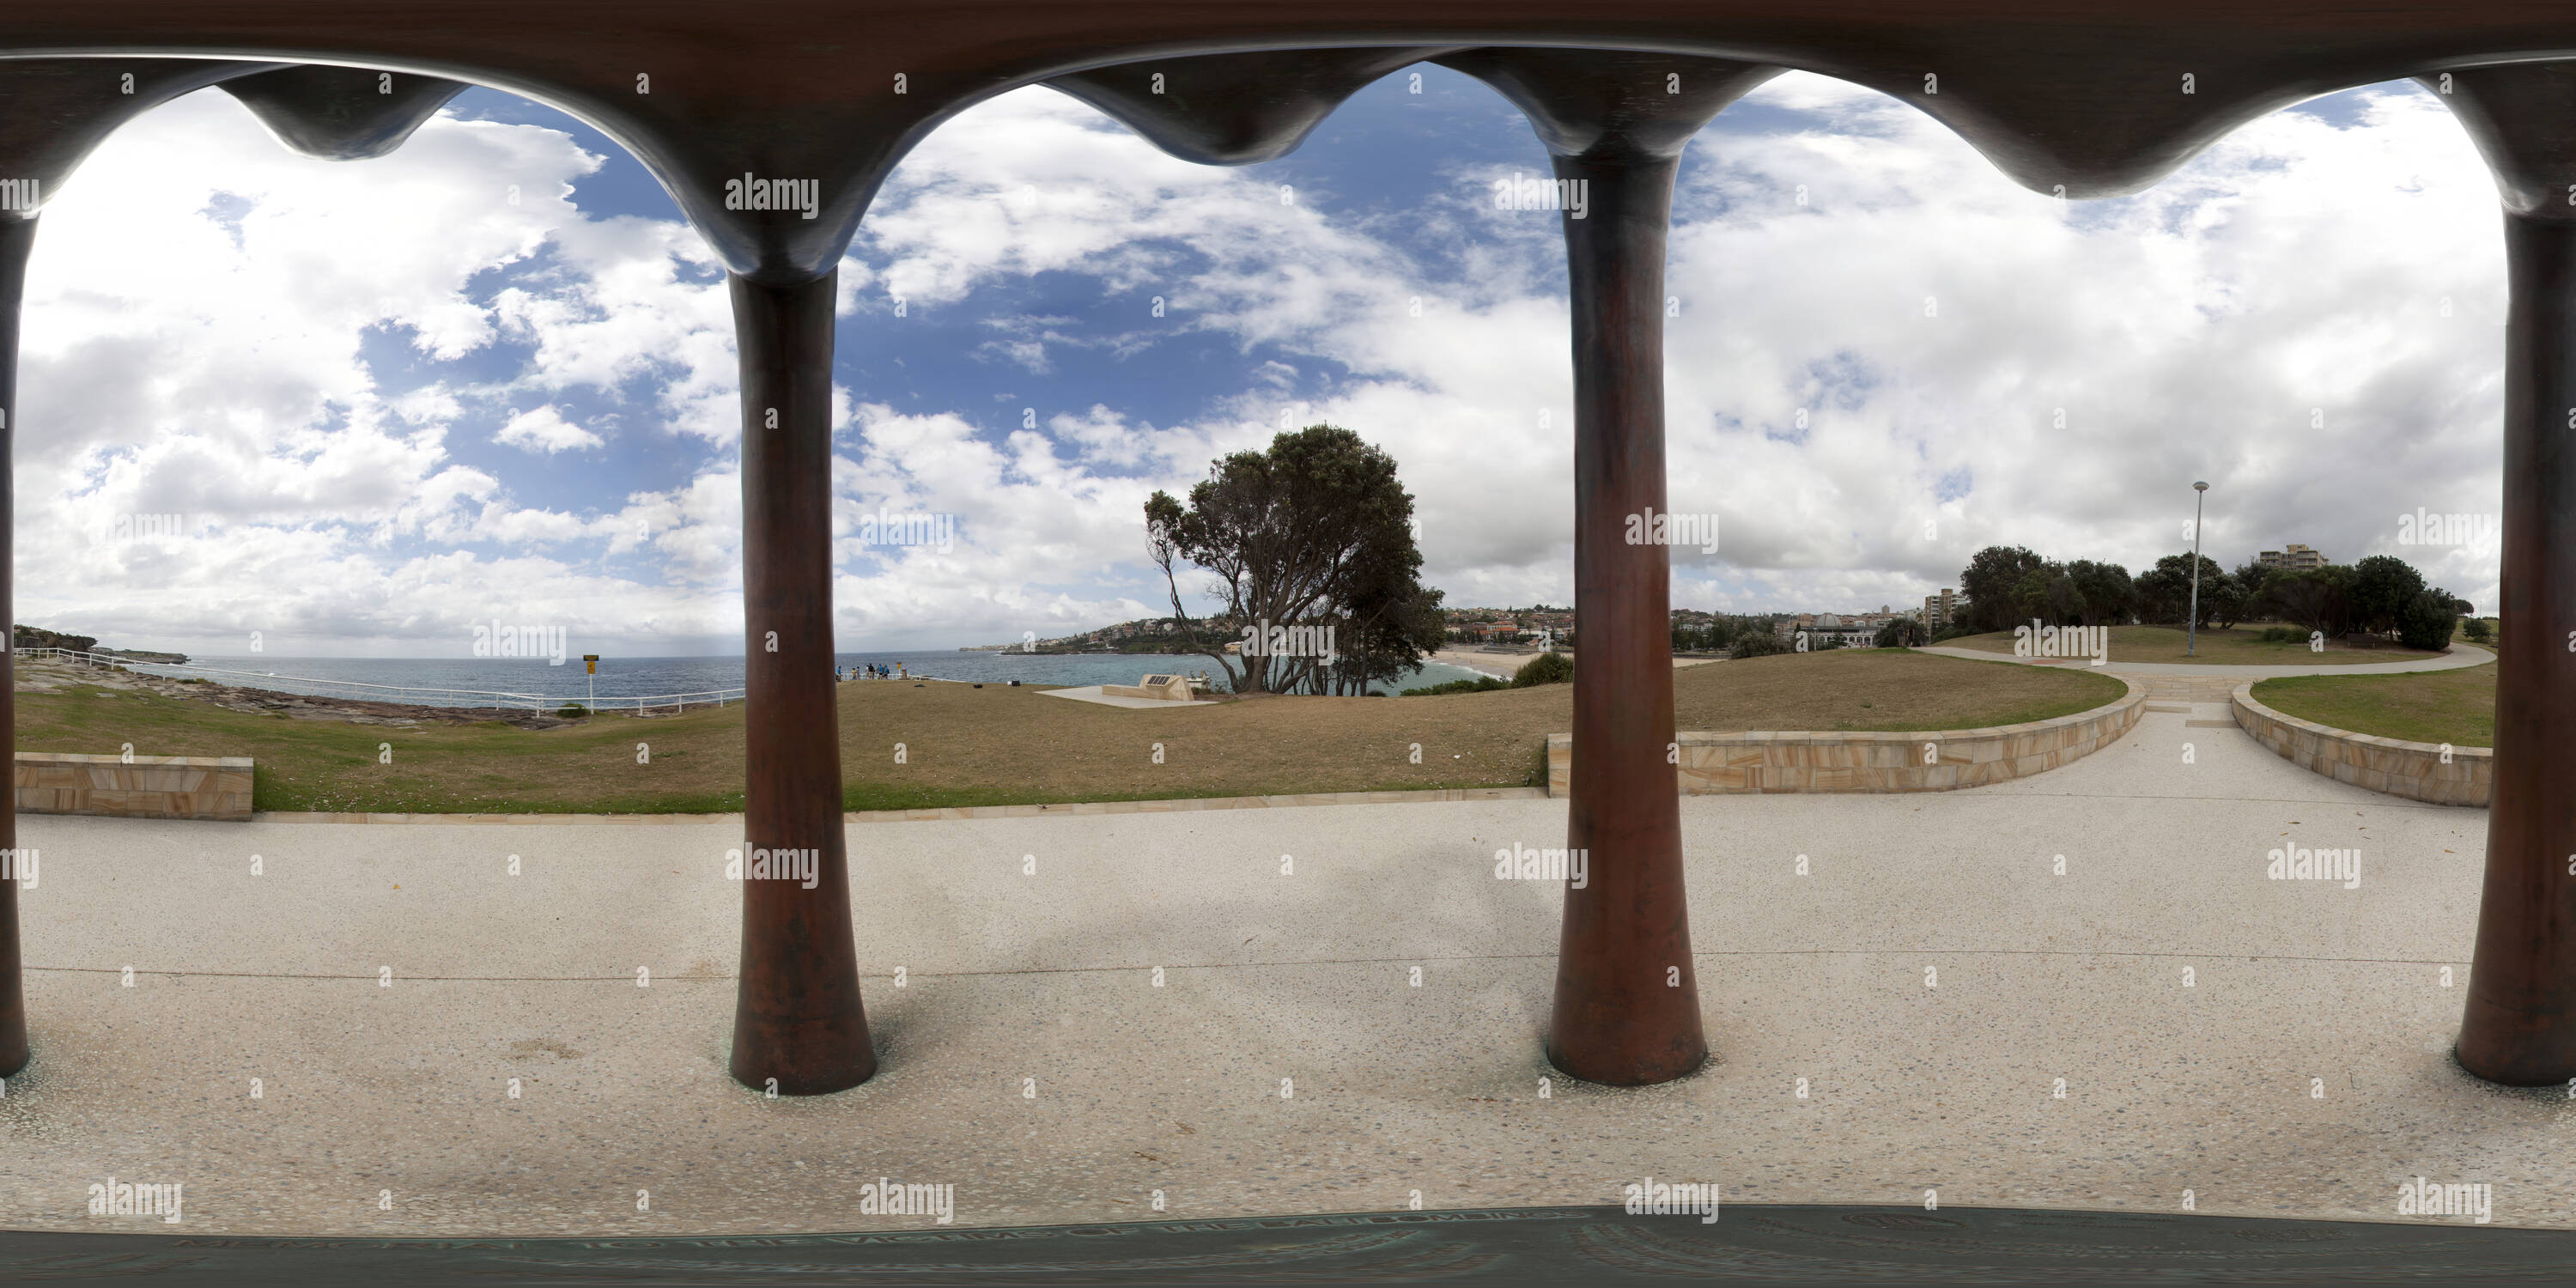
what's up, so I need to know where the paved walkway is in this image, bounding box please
[1039,684,1218,708]
[0,699,2534,1237]
[1919,641,2494,677]
[1432,648,1718,679]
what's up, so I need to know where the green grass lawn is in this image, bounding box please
[1945,623,2448,665]
[2251,663,2497,747]
[15,648,2129,814]
[15,681,756,814]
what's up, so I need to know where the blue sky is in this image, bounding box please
[15,66,2510,656]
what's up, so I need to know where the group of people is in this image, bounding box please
[837,662,905,682]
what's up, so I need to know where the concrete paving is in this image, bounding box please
[0,701,2549,1238]
[1038,683,1218,708]
[1918,641,2494,677]
[1431,648,1717,679]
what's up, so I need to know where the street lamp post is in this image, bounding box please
[2187,481,2209,657]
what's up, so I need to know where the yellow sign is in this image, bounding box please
[583,653,599,675]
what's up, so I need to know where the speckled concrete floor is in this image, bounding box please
[1,702,2546,1236]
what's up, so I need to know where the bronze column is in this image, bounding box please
[727,270,874,1094]
[2436,64,2576,1084]
[1554,149,1702,1084]
[0,214,29,1078]
[0,58,290,1081]
[1437,52,1779,1084]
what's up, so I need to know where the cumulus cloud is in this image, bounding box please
[1661,74,2505,613]
[19,87,745,655]
[9,70,2514,659]
[495,404,604,453]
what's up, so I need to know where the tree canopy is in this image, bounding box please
[1145,425,1443,696]
[1955,543,2463,649]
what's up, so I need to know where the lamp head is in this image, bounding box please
[2193,481,2209,491]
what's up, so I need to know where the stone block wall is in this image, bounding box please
[1546,678,2143,796]
[2231,684,2488,806]
[15,751,255,821]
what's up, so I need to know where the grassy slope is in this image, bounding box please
[1944,624,2447,665]
[2251,664,2498,748]
[15,648,2128,814]
[15,684,753,814]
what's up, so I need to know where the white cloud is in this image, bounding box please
[9,72,2518,659]
[495,404,604,453]
[860,76,2510,623]
[15,88,747,655]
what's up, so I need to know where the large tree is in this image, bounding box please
[2064,560,2134,627]
[1145,425,1433,695]
[2397,585,2466,652]
[2350,554,2427,639]
[2134,552,2226,627]
[2230,558,2277,624]
[1306,519,1446,695]
[2270,564,2355,639]
[1958,545,2046,633]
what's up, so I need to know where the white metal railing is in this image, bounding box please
[9,646,744,714]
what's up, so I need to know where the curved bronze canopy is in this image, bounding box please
[221,65,468,161]
[1,8,2573,1097]
[0,3,2568,276]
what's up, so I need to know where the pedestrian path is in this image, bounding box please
[0,701,2523,1238]
[1919,641,2492,678]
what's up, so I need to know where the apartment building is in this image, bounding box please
[2257,544,2327,571]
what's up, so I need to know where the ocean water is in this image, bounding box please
[111,651,1487,709]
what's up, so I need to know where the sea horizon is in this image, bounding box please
[91,649,1489,708]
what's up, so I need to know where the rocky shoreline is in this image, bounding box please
[14,656,580,729]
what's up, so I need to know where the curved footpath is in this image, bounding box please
[0,685,2527,1236]
[1917,641,2494,677]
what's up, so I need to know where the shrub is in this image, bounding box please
[1400,675,1509,696]
[1730,631,1789,659]
[2397,587,2459,653]
[1874,618,1928,648]
[2257,625,2298,643]
[1513,651,1574,687]
[2463,617,2494,645]
[556,703,592,718]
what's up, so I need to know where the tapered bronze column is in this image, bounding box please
[727,270,873,1094]
[0,58,289,1080]
[1438,52,1779,1084]
[2433,64,2576,1084]
[0,215,31,1078]
[1553,149,1700,1084]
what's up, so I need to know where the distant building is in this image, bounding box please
[1771,612,1874,647]
[1921,588,1956,629]
[2257,544,2326,571]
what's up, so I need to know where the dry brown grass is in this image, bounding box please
[844,648,2125,809]
[15,647,2123,813]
